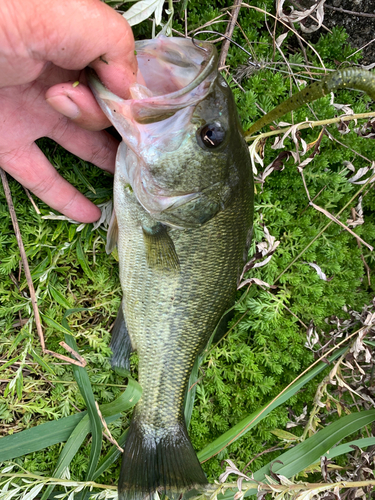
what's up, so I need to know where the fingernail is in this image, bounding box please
[46,95,81,119]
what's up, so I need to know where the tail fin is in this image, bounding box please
[118,418,208,500]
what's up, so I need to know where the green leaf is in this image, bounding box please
[73,161,97,194]
[62,330,102,481]
[49,285,71,309]
[0,413,86,462]
[40,377,141,499]
[325,437,375,459]
[76,236,95,280]
[259,410,375,478]
[220,410,375,500]
[40,413,121,500]
[184,353,200,430]
[0,355,21,372]
[68,224,77,242]
[16,372,23,400]
[0,379,141,463]
[270,429,300,442]
[198,348,347,462]
[41,314,73,336]
[30,349,55,375]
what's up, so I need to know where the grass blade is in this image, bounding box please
[220,410,375,499]
[76,236,95,281]
[255,410,375,479]
[62,331,102,480]
[0,413,86,462]
[184,354,200,430]
[198,348,346,462]
[93,429,128,480]
[0,379,141,463]
[61,311,102,480]
[40,413,121,500]
[324,437,375,460]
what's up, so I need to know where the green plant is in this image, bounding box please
[1,1,375,499]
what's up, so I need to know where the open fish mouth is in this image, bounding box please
[87,37,225,228]
[88,37,217,126]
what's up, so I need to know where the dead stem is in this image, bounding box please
[95,401,124,452]
[218,0,242,69]
[59,341,87,367]
[325,4,375,19]
[0,167,45,351]
[23,188,40,214]
[244,111,375,142]
[1,167,89,369]
[299,168,373,251]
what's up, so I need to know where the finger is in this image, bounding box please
[48,120,118,174]
[0,143,102,223]
[46,81,111,131]
[38,0,138,98]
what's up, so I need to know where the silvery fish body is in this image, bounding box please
[88,37,254,500]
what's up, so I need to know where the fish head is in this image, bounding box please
[88,37,247,228]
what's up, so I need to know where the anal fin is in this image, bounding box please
[110,304,134,376]
[142,223,180,271]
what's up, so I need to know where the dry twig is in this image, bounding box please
[95,401,124,452]
[0,167,45,351]
[0,167,89,369]
[218,0,242,69]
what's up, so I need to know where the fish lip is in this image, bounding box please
[86,39,217,121]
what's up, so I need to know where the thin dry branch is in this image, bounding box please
[311,201,373,251]
[23,188,40,214]
[240,3,326,70]
[325,4,375,19]
[1,167,90,369]
[298,167,374,251]
[218,0,242,69]
[43,349,87,368]
[0,167,45,351]
[275,171,375,283]
[59,341,87,367]
[95,401,124,452]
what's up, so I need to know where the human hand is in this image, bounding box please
[0,0,137,222]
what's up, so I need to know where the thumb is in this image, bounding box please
[46,81,111,131]
[30,0,138,98]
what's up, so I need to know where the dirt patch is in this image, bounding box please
[291,0,375,64]
[323,0,375,64]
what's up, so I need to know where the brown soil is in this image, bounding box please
[293,0,375,64]
[323,0,375,65]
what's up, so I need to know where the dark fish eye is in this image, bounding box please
[199,122,226,148]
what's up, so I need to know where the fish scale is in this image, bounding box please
[88,36,254,500]
[115,176,253,498]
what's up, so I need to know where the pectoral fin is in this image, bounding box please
[142,223,180,271]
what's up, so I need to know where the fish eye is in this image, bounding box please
[198,122,226,149]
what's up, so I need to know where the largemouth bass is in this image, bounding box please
[88,37,254,500]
